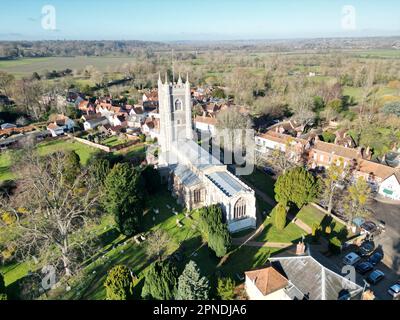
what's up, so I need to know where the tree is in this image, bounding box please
[88,157,111,184]
[141,260,178,300]
[104,265,135,300]
[0,273,7,300]
[274,202,287,231]
[198,205,231,257]
[321,159,349,215]
[343,177,372,227]
[141,165,161,194]
[326,99,344,113]
[0,71,14,97]
[63,150,81,185]
[176,260,209,300]
[145,229,171,261]
[103,163,145,236]
[274,166,319,209]
[0,151,100,277]
[217,278,235,300]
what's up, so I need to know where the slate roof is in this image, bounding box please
[206,171,249,197]
[269,255,363,300]
[172,163,202,188]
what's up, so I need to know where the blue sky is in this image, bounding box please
[1,0,400,40]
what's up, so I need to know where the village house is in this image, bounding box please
[83,116,109,131]
[255,122,400,200]
[0,123,17,130]
[194,116,218,136]
[245,254,363,300]
[142,117,160,140]
[47,115,75,137]
[378,172,400,200]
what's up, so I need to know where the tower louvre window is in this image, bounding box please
[234,198,246,220]
[175,99,182,111]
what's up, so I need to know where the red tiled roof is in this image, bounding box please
[194,116,218,126]
[245,267,288,296]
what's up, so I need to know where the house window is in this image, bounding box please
[193,189,201,203]
[320,154,324,162]
[234,198,246,220]
[175,99,182,111]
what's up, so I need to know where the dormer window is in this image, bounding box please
[175,99,182,111]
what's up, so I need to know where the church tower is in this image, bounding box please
[158,72,192,159]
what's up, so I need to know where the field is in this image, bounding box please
[0,138,100,181]
[0,56,137,78]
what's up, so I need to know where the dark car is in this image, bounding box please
[263,167,274,176]
[360,221,378,234]
[367,252,384,266]
[355,261,374,275]
[367,270,385,285]
[358,241,375,257]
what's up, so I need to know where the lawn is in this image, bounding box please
[0,139,101,181]
[100,136,128,148]
[296,205,349,241]
[240,168,276,199]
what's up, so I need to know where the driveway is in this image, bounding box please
[368,199,400,274]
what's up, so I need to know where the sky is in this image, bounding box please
[1,0,400,41]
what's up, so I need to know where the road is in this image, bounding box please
[368,199,400,274]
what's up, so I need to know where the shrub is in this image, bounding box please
[217,278,236,300]
[104,265,135,300]
[274,202,287,231]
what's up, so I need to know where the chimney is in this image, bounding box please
[357,147,363,159]
[296,241,306,255]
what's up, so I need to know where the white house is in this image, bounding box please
[378,172,400,200]
[47,115,75,137]
[194,116,217,136]
[47,123,65,137]
[83,116,109,131]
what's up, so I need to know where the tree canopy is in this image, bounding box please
[141,260,178,300]
[176,260,209,300]
[104,265,135,300]
[274,166,319,208]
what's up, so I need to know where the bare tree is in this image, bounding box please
[0,151,101,278]
[0,71,14,97]
[145,229,171,262]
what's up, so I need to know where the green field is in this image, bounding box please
[0,56,137,77]
[0,139,100,181]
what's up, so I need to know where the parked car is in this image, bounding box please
[360,221,378,235]
[367,270,385,285]
[388,284,400,299]
[355,261,374,275]
[263,166,274,175]
[343,252,361,266]
[367,252,384,266]
[358,241,375,257]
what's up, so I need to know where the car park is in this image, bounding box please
[358,241,375,257]
[355,261,374,275]
[367,252,384,266]
[343,252,361,266]
[367,270,385,285]
[388,284,400,298]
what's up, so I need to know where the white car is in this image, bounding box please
[388,284,400,299]
[343,252,361,266]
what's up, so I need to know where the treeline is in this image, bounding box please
[0,40,167,59]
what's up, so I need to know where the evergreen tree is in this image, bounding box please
[103,163,145,236]
[199,205,231,257]
[141,260,178,300]
[177,260,209,300]
[274,202,287,231]
[141,165,161,194]
[62,150,81,185]
[274,166,319,209]
[104,265,135,300]
[217,278,235,300]
[89,157,111,184]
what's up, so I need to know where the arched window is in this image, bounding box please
[175,99,182,111]
[193,189,201,203]
[234,198,246,220]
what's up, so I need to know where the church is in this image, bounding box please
[156,73,257,233]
